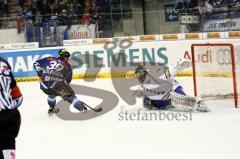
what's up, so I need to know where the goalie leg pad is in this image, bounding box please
[171,92,198,107]
[170,92,209,112]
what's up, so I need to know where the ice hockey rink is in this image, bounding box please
[16,77,240,159]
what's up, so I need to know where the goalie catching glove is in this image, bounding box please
[175,59,192,73]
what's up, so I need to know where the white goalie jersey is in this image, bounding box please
[138,64,180,101]
[135,60,209,112]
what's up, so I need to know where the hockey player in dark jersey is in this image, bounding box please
[0,57,23,159]
[33,49,87,115]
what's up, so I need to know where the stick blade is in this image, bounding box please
[94,107,103,112]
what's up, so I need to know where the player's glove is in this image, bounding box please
[33,62,43,77]
[11,85,23,107]
[11,85,22,99]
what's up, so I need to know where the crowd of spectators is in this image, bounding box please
[175,0,240,33]
[0,0,8,28]
[0,0,8,17]
[17,0,109,33]
[175,0,240,15]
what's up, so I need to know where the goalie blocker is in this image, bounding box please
[135,60,209,112]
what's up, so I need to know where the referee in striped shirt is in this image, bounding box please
[0,57,23,159]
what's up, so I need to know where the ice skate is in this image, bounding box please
[48,107,60,115]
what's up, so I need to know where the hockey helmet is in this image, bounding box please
[58,49,70,59]
[135,65,147,78]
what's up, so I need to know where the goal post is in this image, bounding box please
[191,43,238,108]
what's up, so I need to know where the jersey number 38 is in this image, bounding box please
[46,61,64,71]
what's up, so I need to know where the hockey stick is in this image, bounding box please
[82,102,103,112]
[63,84,102,112]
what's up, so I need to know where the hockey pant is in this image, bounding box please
[0,109,21,159]
[143,86,186,108]
[41,83,83,110]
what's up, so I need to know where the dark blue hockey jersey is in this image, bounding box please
[33,57,72,89]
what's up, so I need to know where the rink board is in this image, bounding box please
[0,38,239,81]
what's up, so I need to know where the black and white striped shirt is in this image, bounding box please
[0,57,23,111]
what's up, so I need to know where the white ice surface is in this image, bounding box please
[16,78,240,159]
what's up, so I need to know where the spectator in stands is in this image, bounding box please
[0,0,9,16]
[65,1,79,24]
[26,0,37,15]
[91,0,102,24]
[198,0,213,15]
[96,0,110,13]
[36,0,42,10]
[50,0,62,15]
[175,0,190,12]
[232,0,240,5]
[16,4,27,33]
[34,10,43,26]
[73,0,84,16]
[19,0,26,10]
[0,1,4,16]
[60,8,73,28]
[209,0,228,6]
[0,1,3,28]
[91,0,98,14]
[67,1,79,15]
[230,0,240,11]
[83,1,91,14]
[95,0,111,37]
[80,1,93,25]
[38,0,52,16]
[33,9,43,45]
[208,0,228,12]
[16,1,36,28]
[175,0,197,13]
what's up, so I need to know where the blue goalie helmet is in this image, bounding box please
[58,49,70,59]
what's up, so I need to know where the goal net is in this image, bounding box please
[191,43,239,108]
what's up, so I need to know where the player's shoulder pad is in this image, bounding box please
[47,56,58,61]
[0,57,12,69]
[64,62,72,69]
[0,57,8,64]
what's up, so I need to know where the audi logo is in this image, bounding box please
[216,49,232,65]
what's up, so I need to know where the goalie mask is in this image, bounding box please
[135,65,147,83]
